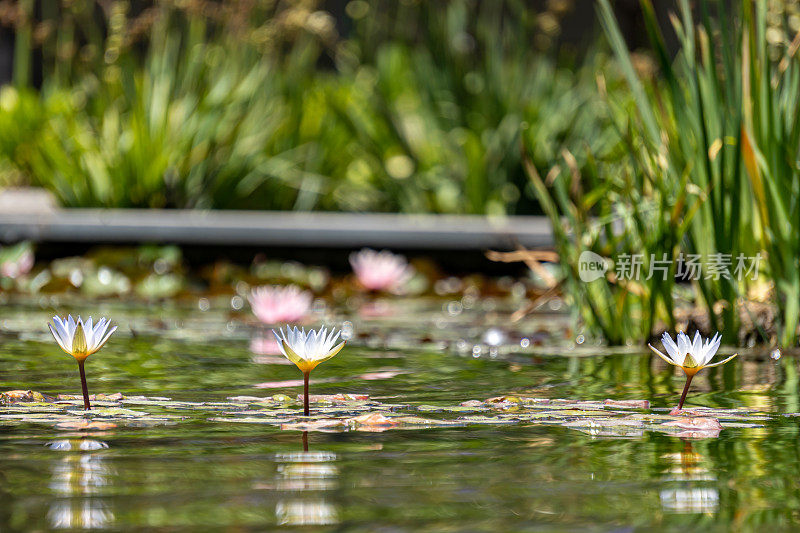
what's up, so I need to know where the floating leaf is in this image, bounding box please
[661,418,723,431]
[297,394,371,404]
[348,412,398,429]
[80,407,148,418]
[604,399,650,409]
[416,404,484,413]
[1,390,54,404]
[281,419,347,432]
[209,417,291,425]
[719,422,764,428]
[0,390,778,439]
[485,396,523,404]
[390,416,465,427]
[57,393,124,401]
[459,415,518,425]
[55,420,118,431]
[666,429,722,439]
[562,418,645,429]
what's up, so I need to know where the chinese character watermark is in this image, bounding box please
[577,252,763,282]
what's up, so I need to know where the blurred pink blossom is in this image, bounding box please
[249,285,312,324]
[249,335,283,356]
[349,248,413,292]
[0,249,33,279]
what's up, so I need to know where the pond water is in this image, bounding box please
[1,297,799,531]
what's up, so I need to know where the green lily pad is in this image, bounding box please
[209,417,292,425]
[0,390,781,439]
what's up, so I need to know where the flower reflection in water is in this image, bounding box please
[46,439,114,529]
[660,487,719,514]
[274,432,339,526]
[659,442,719,514]
[249,335,284,357]
[276,500,338,526]
[47,501,114,530]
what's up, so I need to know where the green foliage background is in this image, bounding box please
[0,0,614,214]
[5,0,800,347]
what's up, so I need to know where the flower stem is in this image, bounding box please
[77,360,91,410]
[677,373,694,411]
[303,371,310,416]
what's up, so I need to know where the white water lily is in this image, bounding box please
[648,331,737,376]
[48,315,117,362]
[649,331,738,412]
[273,325,346,416]
[273,326,346,374]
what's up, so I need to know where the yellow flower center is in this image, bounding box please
[71,323,90,361]
[680,352,702,376]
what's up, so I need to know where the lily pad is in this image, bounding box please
[1,390,54,404]
[54,420,118,431]
[0,390,779,439]
[661,417,723,431]
[603,399,650,409]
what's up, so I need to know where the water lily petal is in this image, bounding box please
[660,332,679,362]
[703,353,738,368]
[66,315,77,339]
[676,332,690,359]
[692,331,703,356]
[279,339,309,367]
[701,333,721,365]
[92,325,117,354]
[84,317,94,343]
[51,317,70,346]
[48,323,71,354]
[649,344,678,367]
[319,341,346,363]
[91,318,108,351]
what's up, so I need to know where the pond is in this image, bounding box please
[1,296,798,530]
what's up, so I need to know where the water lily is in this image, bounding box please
[273,326,346,415]
[349,248,413,292]
[0,242,34,279]
[249,285,313,324]
[48,316,117,410]
[0,250,33,279]
[648,331,738,412]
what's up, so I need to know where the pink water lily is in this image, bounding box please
[249,285,312,324]
[0,248,33,279]
[349,248,413,292]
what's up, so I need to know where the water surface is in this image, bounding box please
[1,298,798,531]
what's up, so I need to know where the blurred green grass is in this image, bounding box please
[529,0,800,346]
[6,0,800,348]
[0,0,618,214]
